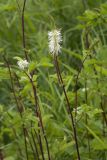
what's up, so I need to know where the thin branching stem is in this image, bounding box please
[3,56,29,160]
[25,72,51,160]
[27,131,37,159]
[31,129,40,160]
[29,77,45,160]
[14,73,40,160]
[4,58,38,160]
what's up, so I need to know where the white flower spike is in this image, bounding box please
[17,59,29,70]
[48,29,62,56]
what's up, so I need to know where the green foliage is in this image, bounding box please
[0,0,107,160]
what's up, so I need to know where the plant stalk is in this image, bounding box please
[22,0,28,61]
[25,72,51,160]
[54,55,81,160]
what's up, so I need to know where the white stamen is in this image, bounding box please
[48,29,62,55]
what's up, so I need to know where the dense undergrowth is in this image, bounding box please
[0,0,107,160]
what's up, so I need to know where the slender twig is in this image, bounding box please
[22,0,28,60]
[26,131,37,159]
[54,55,81,160]
[23,73,45,160]
[14,73,41,160]
[16,0,28,59]
[23,127,29,160]
[31,128,40,160]
[28,75,45,160]
[25,72,51,160]
[34,129,45,159]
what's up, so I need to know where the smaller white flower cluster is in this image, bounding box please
[48,29,62,56]
[17,59,29,70]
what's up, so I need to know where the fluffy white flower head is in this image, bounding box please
[48,29,62,56]
[17,59,29,70]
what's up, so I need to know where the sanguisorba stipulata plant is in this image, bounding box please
[48,29,81,160]
[2,1,107,159]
